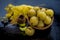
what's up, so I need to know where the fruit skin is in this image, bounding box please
[5,4,14,12]
[30,16,38,26]
[34,6,40,11]
[37,11,46,20]
[37,20,44,28]
[5,4,14,18]
[22,6,30,15]
[25,27,35,36]
[5,12,12,18]
[46,9,54,17]
[44,16,51,25]
[41,8,46,12]
[28,9,36,17]
[19,27,27,31]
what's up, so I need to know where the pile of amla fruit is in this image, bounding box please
[4,4,54,36]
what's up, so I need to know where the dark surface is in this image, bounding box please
[0,0,60,40]
[0,26,52,40]
[0,16,59,40]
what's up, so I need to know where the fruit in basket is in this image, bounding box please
[25,27,35,36]
[37,9,40,13]
[37,11,46,20]
[37,20,44,28]
[30,16,38,26]
[34,6,40,11]
[41,8,46,12]
[26,5,33,9]
[28,9,36,17]
[44,16,51,25]
[4,4,54,34]
[46,9,54,17]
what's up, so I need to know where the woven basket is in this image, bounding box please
[28,17,54,30]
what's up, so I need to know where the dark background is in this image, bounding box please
[0,0,60,40]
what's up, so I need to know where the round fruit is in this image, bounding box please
[37,20,44,28]
[30,16,38,26]
[25,27,35,36]
[37,11,46,20]
[46,9,54,17]
[37,9,40,13]
[44,16,51,25]
[41,8,46,12]
[28,9,36,17]
[34,6,40,11]
[27,5,33,9]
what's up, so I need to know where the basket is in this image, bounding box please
[28,17,54,30]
